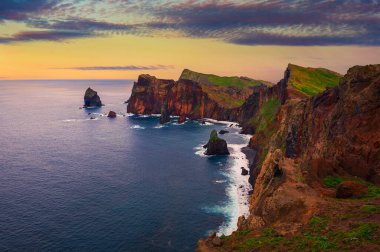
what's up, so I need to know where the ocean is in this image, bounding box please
[0,80,251,251]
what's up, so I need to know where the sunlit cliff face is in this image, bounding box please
[1,0,380,81]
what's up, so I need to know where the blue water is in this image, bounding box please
[0,80,248,251]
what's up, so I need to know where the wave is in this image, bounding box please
[62,119,78,122]
[217,142,251,236]
[214,179,227,184]
[194,144,206,157]
[130,125,145,129]
[203,118,240,128]
[198,133,252,236]
[153,124,167,129]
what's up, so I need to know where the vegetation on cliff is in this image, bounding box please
[287,64,342,97]
[180,69,273,108]
[198,64,380,252]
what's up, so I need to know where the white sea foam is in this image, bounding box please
[203,118,240,128]
[130,125,145,129]
[194,144,206,157]
[214,180,227,184]
[153,124,167,129]
[216,141,251,236]
[196,131,252,236]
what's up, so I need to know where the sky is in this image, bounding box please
[0,0,380,82]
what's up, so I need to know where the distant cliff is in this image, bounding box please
[127,69,283,126]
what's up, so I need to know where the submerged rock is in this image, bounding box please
[107,111,117,118]
[219,129,229,134]
[84,87,102,107]
[205,130,229,155]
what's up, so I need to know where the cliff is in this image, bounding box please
[127,69,280,124]
[199,64,380,251]
[126,64,380,251]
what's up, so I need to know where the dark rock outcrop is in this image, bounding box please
[219,129,229,134]
[336,181,368,199]
[84,87,102,107]
[241,167,249,176]
[107,111,117,118]
[205,130,229,155]
[159,102,171,124]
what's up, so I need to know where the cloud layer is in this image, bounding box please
[1,0,379,46]
[53,65,173,71]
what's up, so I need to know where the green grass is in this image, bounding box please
[322,176,380,199]
[288,64,341,96]
[179,69,273,108]
[367,185,380,199]
[180,69,271,89]
[209,129,220,141]
[248,98,281,134]
[239,228,285,250]
[361,205,379,214]
[344,223,378,241]
[323,176,343,188]
[309,216,329,232]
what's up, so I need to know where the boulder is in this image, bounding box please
[211,236,222,247]
[84,87,102,107]
[205,130,229,155]
[219,129,229,134]
[107,111,117,118]
[336,181,368,199]
[241,167,249,176]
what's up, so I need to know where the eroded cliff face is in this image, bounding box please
[241,64,380,240]
[127,70,282,125]
[198,65,380,251]
[127,65,380,251]
[127,74,175,114]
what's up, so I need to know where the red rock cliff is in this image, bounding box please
[127,70,284,125]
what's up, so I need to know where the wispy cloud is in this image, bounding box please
[0,30,96,43]
[1,0,380,46]
[53,65,173,71]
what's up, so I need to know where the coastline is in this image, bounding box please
[128,114,253,236]
[200,118,253,236]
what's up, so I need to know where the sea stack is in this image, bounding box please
[84,87,102,107]
[205,130,229,155]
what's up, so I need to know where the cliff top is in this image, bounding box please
[287,63,342,97]
[179,69,273,89]
[179,69,274,108]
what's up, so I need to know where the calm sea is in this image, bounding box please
[0,80,250,251]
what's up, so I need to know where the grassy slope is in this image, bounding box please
[179,69,272,108]
[219,178,380,251]
[288,64,342,97]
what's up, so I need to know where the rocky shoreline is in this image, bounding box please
[126,63,380,251]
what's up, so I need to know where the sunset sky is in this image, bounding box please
[1,0,380,82]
